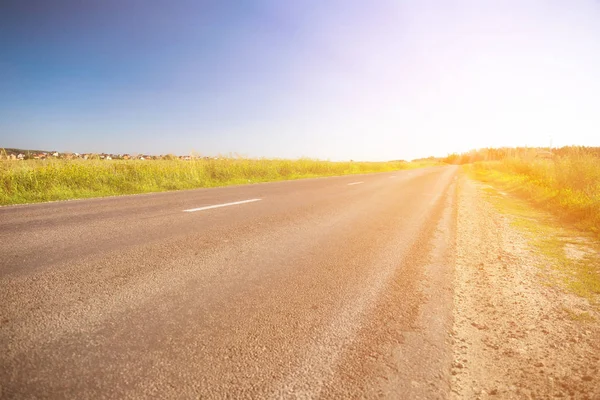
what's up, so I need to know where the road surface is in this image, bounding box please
[1,166,458,399]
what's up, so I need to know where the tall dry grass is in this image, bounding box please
[0,157,429,205]
[471,152,600,235]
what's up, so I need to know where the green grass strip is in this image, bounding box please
[0,158,439,205]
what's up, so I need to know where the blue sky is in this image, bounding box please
[1,0,600,160]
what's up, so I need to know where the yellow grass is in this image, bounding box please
[0,157,436,205]
[468,152,600,237]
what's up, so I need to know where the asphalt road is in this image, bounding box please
[1,166,458,399]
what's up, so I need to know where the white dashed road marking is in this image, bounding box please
[184,199,262,212]
[347,182,364,186]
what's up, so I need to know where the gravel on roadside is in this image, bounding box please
[451,177,600,399]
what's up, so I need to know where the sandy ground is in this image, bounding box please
[451,178,600,399]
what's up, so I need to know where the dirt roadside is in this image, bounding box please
[451,177,600,399]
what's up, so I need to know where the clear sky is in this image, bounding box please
[1,0,599,161]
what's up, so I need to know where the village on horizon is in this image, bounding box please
[0,148,225,161]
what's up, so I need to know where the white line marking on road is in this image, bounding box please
[183,198,262,212]
[347,181,364,186]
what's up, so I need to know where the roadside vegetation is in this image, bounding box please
[446,145,600,303]
[481,183,600,303]
[0,155,437,205]
[445,146,600,237]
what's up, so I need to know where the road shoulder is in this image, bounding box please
[452,176,600,399]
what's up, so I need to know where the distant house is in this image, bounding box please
[17,153,25,160]
[122,154,131,160]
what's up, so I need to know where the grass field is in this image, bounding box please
[0,157,434,205]
[454,146,600,302]
[468,150,600,237]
